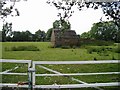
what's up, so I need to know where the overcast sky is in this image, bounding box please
[0,0,109,35]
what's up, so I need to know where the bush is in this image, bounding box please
[87,47,101,54]
[87,46,109,54]
[10,45,40,51]
[61,46,71,49]
[81,40,114,46]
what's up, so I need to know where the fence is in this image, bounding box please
[0,59,120,89]
[0,59,32,89]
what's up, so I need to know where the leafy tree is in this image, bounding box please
[12,31,21,41]
[46,28,53,41]
[2,22,12,42]
[80,32,91,39]
[47,0,120,27]
[53,19,71,32]
[12,30,32,41]
[0,0,27,42]
[81,21,120,42]
[53,20,61,29]
[0,0,28,19]
[23,30,33,41]
[35,30,46,41]
[0,0,25,20]
[90,21,119,41]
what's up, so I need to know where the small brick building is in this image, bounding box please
[51,29,80,47]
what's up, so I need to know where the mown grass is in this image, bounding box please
[1,42,120,89]
[37,64,119,74]
[1,42,119,60]
[2,75,28,83]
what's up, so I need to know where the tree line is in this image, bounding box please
[0,0,120,43]
[1,19,71,42]
[81,21,120,43]
[1,24,51,42]
[1,20,120,43]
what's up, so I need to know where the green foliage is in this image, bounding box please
[80,40,114,46]
[47,0,120,25]
[80,21,120,43]
[53,19,71,32]
[2,22,12,42]
[90,21,119,41]
[87,46,113,56]
[46,28,53,41]
[6,45,40,51]
[35,29,46,41]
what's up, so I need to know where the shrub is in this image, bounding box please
[87,47,100,54]
[87,46,109,55]
[81,40,114,46]
[61,46,71,49]
[11,45,40,51]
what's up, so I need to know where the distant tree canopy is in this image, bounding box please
[46,19,71,41]
[53,19,71,32]
[46,28,53,41]
[35,30,46,41]
[81,21,120,43]
[1,18,72,42]
[2,27,47,42]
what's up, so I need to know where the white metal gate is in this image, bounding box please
[0,59,32,89]
[0,59,120,89]
[32,60,120,89]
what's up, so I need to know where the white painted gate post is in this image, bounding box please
[28,61,32,90]
[32,62,36,90]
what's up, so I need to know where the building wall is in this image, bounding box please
[51,29,80,47]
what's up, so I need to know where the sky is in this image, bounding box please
[0,0,109,35]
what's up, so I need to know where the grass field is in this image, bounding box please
[1,42,120,89]
[1,42,119,60]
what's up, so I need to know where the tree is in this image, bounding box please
[81,21,120,42]
[47,0,120,27]
[80,32,91,39]
[90,21,119,41]
[12,31,21,41]
[12,30,32,41]
[53,19,71,32]
[46,28,53,41]
[2,22,12,42]
[35,30,46,41]
[0,0,27,42]
[0,0,28,20]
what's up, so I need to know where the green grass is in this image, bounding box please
[2,75,28,83]
[38,64,119,73]
[1,42,119,60]
[1,42,120,89]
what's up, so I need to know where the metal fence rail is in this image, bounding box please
[0,59,32,89]
[33,60,119,65]
[32,60,120,89]
[0,82,119,89]
[35,82,119,89]
[0,59,120,89]
[35,72,120,76]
